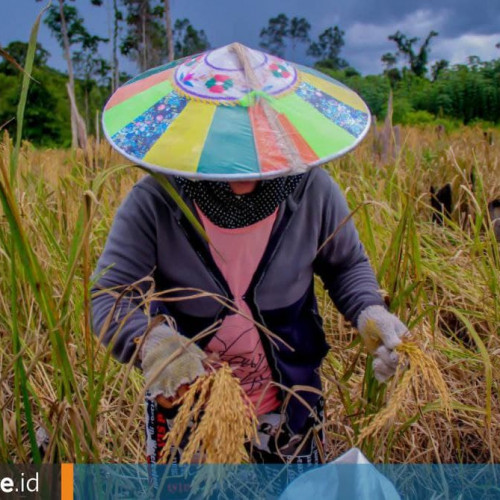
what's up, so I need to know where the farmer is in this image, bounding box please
[92,43,407,464]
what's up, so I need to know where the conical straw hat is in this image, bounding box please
[103,42,371,180]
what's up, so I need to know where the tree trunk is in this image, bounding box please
[84,85,90,134]
[141,0,147,71]
[58,0,74,92]
[66,82,88,152]
[58,0,77,147]
[164,0,174,62]
[112,0,120,91]
[58,0,87,149]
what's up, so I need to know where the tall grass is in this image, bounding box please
[320,126,500,463]
[0,18,499,461]
[1,125,498,463]
[1,138,145,462]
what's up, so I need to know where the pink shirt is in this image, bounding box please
[196,206,281,415]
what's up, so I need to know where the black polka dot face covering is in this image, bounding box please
[175,175,304,229]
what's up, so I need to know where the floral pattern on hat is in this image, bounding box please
[205,74,234,94]
[173,45,297,103]
[111,91,187,158]
[269,63,291,79]
[296,82,368,138]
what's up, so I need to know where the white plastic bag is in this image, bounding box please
[279,448,400,500]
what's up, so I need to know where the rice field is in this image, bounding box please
[0,123,499,464]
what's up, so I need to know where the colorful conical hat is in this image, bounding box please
[103,42,370,180]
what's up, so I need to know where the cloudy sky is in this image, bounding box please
[2,0,499,75]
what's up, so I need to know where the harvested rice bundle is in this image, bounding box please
[358,339,452,442]
[160,363,259,464]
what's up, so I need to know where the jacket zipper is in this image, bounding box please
[244,174,311,431]
[164,182,234,342]
[248,203,298,431]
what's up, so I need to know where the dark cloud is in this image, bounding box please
[2,0,499,76]
[329,0,500,37]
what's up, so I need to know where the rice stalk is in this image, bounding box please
[357,340,452,443]
[5,1,51,463]
[1,124,499,463]
[160,363,259,464]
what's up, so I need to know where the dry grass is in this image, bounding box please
[318,126,500,464]
[1,125,499,464]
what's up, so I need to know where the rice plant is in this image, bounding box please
[1,123,498,464]
[0,15,499,463]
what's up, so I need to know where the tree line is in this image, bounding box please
[0,6,499,147]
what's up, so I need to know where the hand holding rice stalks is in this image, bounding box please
[160,363,259,464]
[358,337,452,443]
[357,305,409,382]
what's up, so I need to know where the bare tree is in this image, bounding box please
[112,0,121,91]
[164,0,174,62]
[59,0,80,147]
[39,0,107,148]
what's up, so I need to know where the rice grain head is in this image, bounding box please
[358,341,452,443]
[160,363,259,464]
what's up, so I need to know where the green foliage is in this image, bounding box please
[0,41,110,146]
[431,59,449,82]
[119,1,209,68]
[288,17,311,54]
[381,52,397,70]
[259,13,289,57]
[120,0,167,71]
[45,3,108,51]
[173,18,210,58]
[413,59,500,124]
[259,14,311,58]
[308,26,349,70]
[317,57,500,126]
[387,30,439,77]
[0,66,70,146]
[392,98,415,124]
[400,110,435,125]
[0,41,50,73]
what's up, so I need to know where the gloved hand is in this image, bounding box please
[140,323,206,402]
[357,305,408,383]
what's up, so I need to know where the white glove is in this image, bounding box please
[140,324,206,400]
[357,305,408,382]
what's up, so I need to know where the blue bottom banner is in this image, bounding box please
[73,463,500,499]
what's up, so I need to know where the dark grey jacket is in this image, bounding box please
[91,167,385,432]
